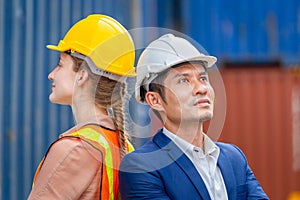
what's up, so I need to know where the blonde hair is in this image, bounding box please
[72,56,129,158]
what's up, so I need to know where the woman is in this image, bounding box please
[28,14,135,200]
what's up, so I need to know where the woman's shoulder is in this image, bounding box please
[49,137,82,154]
[47,137,102,163]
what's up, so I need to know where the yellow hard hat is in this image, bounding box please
[47,14,135,77]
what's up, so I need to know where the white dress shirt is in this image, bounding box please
[163,128,228,200]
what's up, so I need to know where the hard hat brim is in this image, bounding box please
[170,55,217,69]
[46,44,68,52]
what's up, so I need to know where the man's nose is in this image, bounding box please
[193,81,208,96]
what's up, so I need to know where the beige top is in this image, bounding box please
[27,115,116,200]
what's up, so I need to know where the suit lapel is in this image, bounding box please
[153,131,211,200]
[217,145,236,200]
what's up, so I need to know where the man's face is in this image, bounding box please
[161,63,215,125]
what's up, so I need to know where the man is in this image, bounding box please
[119,34,269,200]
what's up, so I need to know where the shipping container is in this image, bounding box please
[182,0,300,65]
[218,67,300,200]
[136,0,300,65]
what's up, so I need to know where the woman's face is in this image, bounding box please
[48,53,77,105]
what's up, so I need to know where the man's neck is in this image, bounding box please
[164,120,204,149]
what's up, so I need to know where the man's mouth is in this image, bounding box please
[194,99,210,107]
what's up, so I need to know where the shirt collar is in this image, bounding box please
[162,127,220,159]
[163,127,194,157]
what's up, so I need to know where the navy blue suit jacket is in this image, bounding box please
[119,130,269,200]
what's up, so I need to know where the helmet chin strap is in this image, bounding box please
[71,52,125,82]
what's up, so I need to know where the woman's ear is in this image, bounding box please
[76,69,89,86]
[145,91,165,112]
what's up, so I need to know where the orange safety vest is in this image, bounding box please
[32,124,134,200]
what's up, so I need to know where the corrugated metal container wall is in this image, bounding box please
[219,68,300,200]
[181,0,300,65]
[0,0,132,199]
[135,0,300,63]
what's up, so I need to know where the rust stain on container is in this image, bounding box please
[219,67,300,200]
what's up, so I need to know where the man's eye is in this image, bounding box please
[200,76,208,81]
[178,78,188,83]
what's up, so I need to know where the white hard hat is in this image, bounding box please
[135,33,217,104]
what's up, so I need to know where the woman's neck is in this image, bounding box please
[72,103,108,125]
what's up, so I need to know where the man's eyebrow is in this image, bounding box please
[173,71,208,78]
[173,73,188,78]
[200,71,208,75]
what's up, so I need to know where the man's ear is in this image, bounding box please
[76,69,89,86]
[145,91,165,112]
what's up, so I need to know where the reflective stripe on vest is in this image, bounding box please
[69,127,115,200]
[32,124,134,200]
